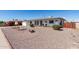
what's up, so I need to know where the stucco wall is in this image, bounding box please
[42,20,49,26]
[32,21,35,25]
[76,23,79,29]
[22,22,27,26]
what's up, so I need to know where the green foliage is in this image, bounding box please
[52,25,63,30]
[30,23,34,27]
[0,21,4,24]
[0,21,4,26]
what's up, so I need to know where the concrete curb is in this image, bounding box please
[0,28,11,49]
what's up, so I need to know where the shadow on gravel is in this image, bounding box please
[57,29,63,31]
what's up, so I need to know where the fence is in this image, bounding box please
[64,22,76,29]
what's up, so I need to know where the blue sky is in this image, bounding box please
[0,10,79,21]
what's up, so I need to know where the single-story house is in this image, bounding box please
[22,17,65,27]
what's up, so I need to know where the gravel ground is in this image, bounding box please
[2,27,79,49]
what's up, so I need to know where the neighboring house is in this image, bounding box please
[5,20,22,26]
[22,17,65,27]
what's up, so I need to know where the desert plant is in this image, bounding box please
[0,21,5,26]
[30,23,34,27]
[29,29,35,33]
[52,25,63,30]
[0,21,4,24]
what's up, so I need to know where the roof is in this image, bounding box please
[28,17,66,21]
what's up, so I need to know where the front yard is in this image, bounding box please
[1,27,79,49]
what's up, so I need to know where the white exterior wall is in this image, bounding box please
[42,20,49,26]
[38,21,40,26]
[47,20,49,26]
[43,20,45,26]
[76,23,79,29]
[31,21,35,25]
[46,20,50,26]
[26,19,63,27]
[15,21,18,25]
[22,21,27,26]
[54,19,60,25]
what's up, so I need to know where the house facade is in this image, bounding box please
[22,17,65,27]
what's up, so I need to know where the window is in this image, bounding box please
[49,20,54,23]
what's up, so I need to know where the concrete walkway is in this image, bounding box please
[0,28,11,49]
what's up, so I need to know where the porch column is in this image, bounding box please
[53,19,56,24]
[38,21,40,26]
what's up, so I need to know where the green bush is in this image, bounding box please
[52,25,63,30]
[0,21,4,23]
[30,23,34,27]
[0,21,4,26]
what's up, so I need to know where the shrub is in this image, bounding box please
[29,29,35,33]
[52,25,63,30]
[0,21,4,24]
[30,23,34,27]
[0,21,5,26]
